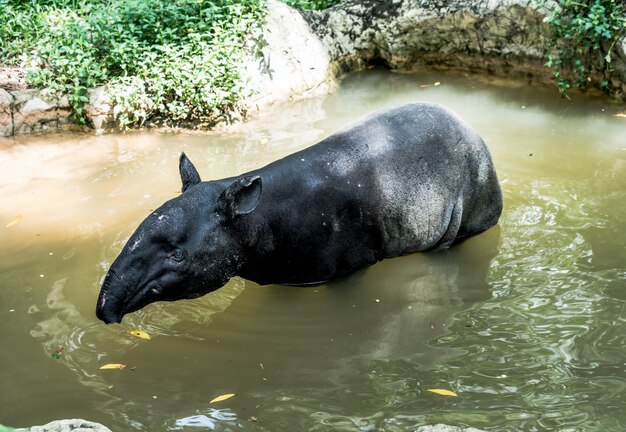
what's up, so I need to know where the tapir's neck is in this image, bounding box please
[230,210,276,283]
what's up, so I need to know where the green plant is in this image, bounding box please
[281,0,342,11]
[535,0,626,96]
[0,0,266,126]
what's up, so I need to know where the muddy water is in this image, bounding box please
[1,70,625,431]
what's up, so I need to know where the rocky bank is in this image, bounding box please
[2,0,626,137]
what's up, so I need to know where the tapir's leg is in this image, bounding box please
[435,199,463,250]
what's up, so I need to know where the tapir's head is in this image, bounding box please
[96,153,262,324]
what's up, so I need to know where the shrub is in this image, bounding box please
[536,0,626,95]
[0,0,266,126]
[281,0,342,11]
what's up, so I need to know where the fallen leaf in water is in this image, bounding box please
[51,347,64,359]
[5,215,23,228]
[614,113,626,118]
[427,388,458,397]
[210,393,235,403]
[100,363,127,370]
[434,82,441,86]
[129,330,151,340]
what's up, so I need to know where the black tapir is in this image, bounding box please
[96,103,502,324]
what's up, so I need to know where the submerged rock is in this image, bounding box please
[416,425,485,432]
[12,420,483,431]
[16,419,111,432]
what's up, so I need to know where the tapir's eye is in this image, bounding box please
[171,250,186,262]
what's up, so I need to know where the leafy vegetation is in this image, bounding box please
[536,0,626,95]
[0,0,266,126]
[281,0,342,11]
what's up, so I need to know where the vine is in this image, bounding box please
[535,0,626,95]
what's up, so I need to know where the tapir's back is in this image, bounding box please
[247,102,502,275]
[304,103,502,254]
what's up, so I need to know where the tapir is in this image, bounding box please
[96,103,502,324]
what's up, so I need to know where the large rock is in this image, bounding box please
[303,0,548,77]
[233,0,551,121]
[239,0,337,112]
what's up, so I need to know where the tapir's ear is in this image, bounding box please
[179,153,201,193]
[219,176,262,219]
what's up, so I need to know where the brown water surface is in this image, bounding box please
[1,70,625,431]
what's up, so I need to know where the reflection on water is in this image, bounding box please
[1,69,625,431]
[175,410,238,430]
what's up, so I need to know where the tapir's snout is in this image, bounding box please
[96,297,123,324]
[96,271,126,324]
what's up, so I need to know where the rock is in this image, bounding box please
[0,88,13,137]
[303,0,549,78]
[7,420,483,432]
[240,0,337,113]
[415,425,485,432]
[611,37,626,99]
[15,419,111,432]
[84,86,115,134]
[0,66,26,91]
[11,89,74,135]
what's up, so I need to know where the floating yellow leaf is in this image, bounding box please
[427,388,458,397]
[434,82,441,86]
[129,330,151,340]
[614,113,626,118]
[100,363,127,370]
[5,215,23,228]
[210,393,235,403]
